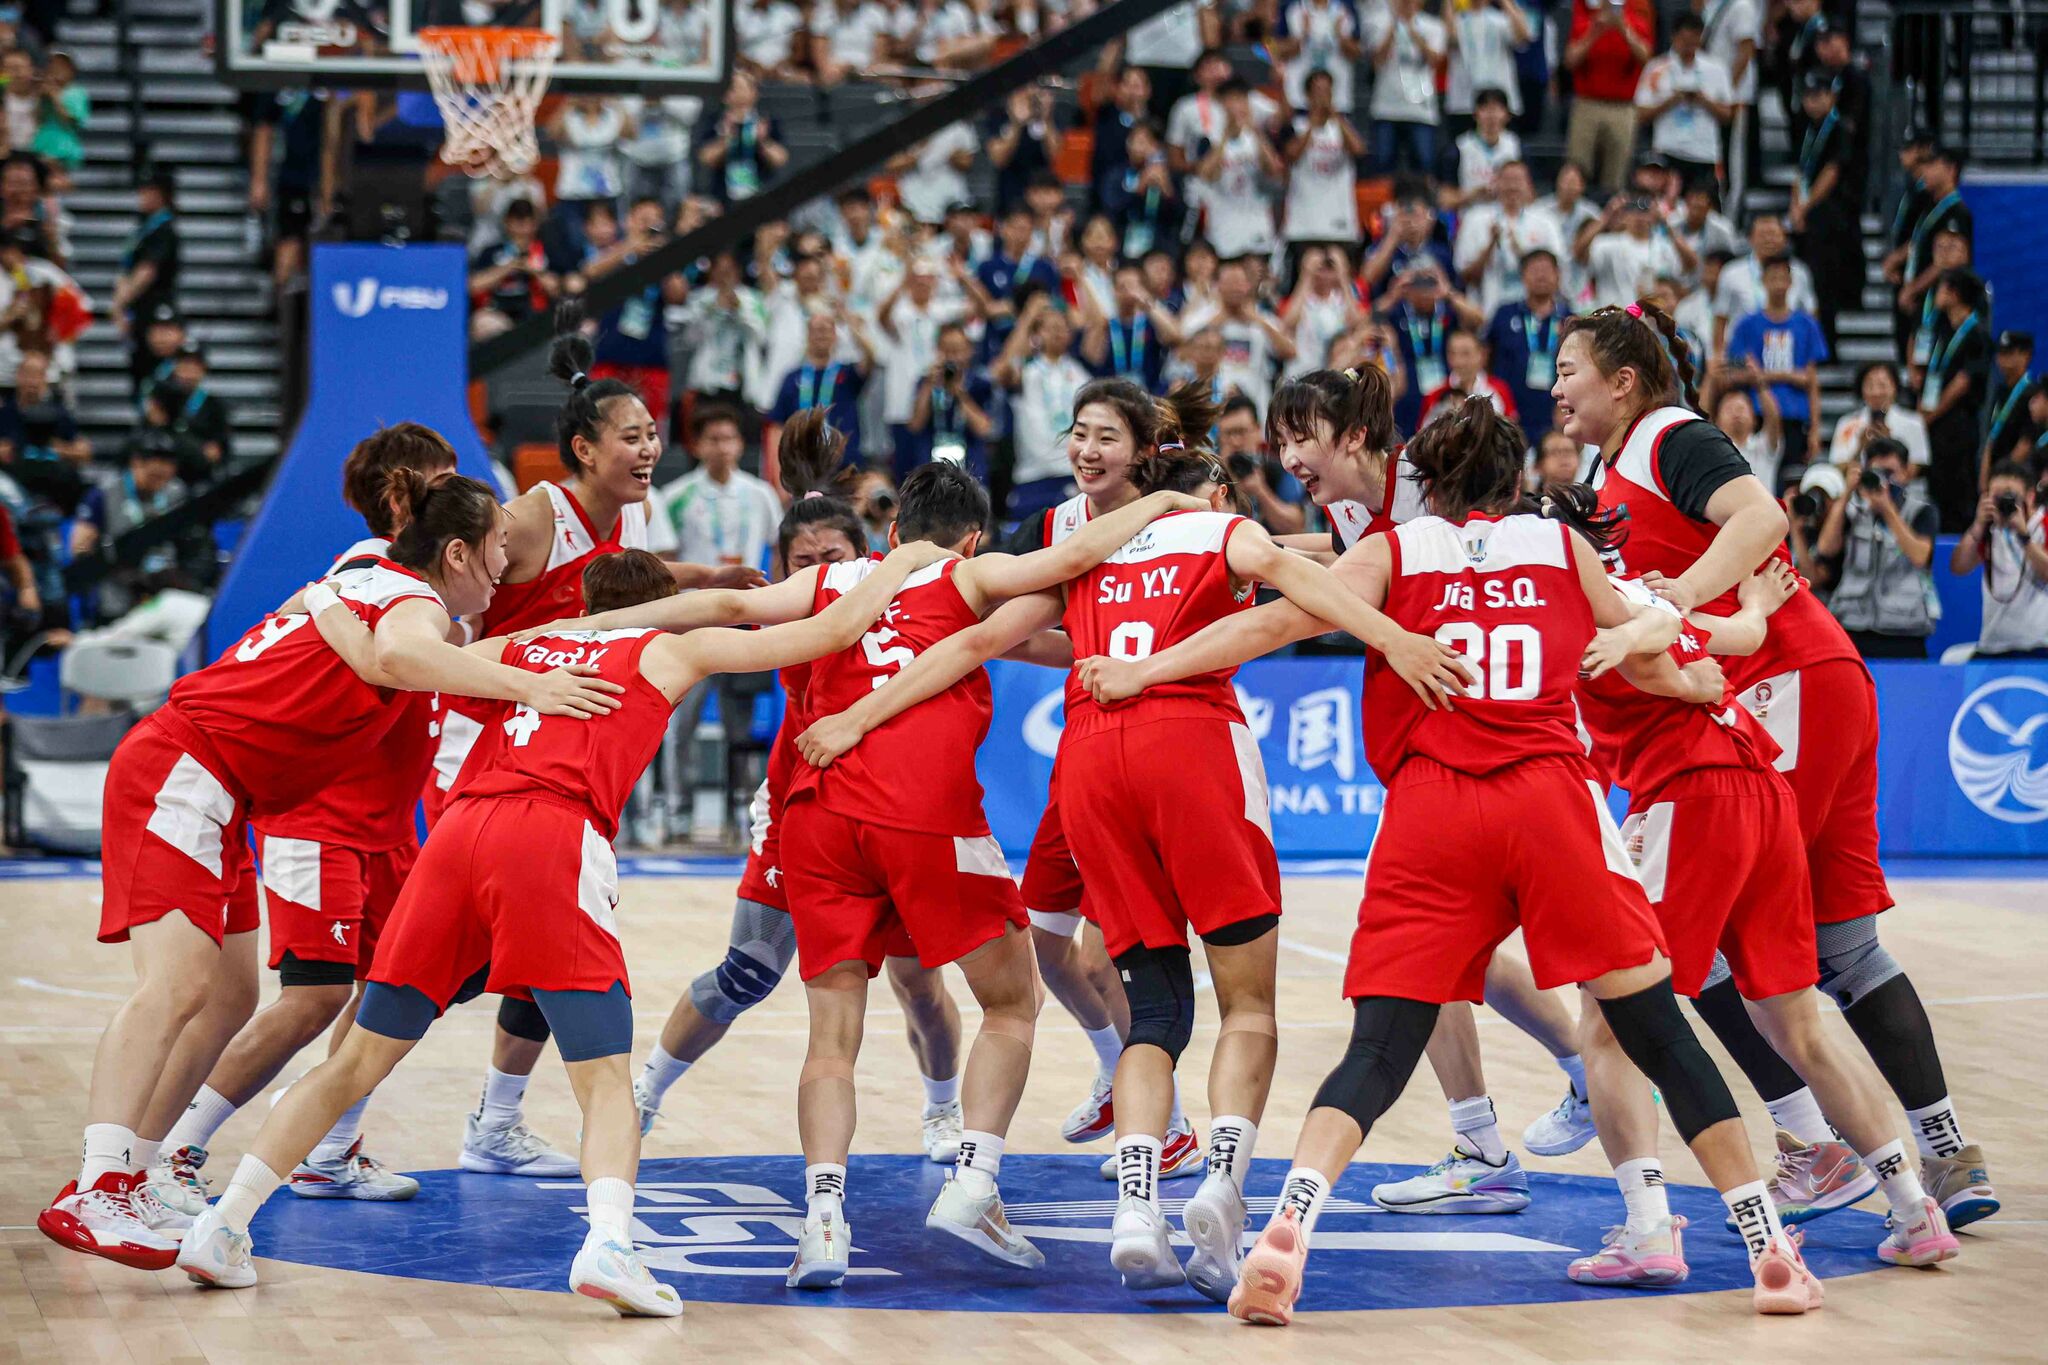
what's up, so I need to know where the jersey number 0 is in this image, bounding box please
[1433,622,1542,701]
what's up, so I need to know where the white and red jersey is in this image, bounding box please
[452,628,672,841]
[1364,512,1592,783]
[161,559,444,816]
[259,538,433,851]
[1576,577,1782,801]
[1062,510,1258,730]
[786,556,992,837]
[1045,491,1091,547]
[1324,450,1427,551]
[1591,406,1859,691]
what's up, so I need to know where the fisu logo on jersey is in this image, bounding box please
[247,1155,1887,1313]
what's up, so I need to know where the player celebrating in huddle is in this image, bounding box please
[176,539,953,1313]
[1553,301,1997,1229]
[41,471,620,1270]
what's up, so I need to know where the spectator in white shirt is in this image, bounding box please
[679,250,769,402]
[1454,159,1564,317]
[1950,461,2048,658]
[1282,244,1363,378]
[757,251,842,409]
[1283,71,1366,255]
[735,0,807,77]
[1443,87,1523,210]
[890,122,978,226]
[1694,0,1761,191]
[1634,14,1734,189]
[1195,79,1284,260]
[646,404,784,570]
[1363,0,1448,174]
[1707,379,1784,493]
[877,258,967,445]
[1120,0,1220,113]
[1829,360,1932,469]
[1577,194,1689,309]
[994,294,1093,517]
[1444,0,1532,127]
[1665,179,1741,284]
[811,0,892,84]
[1710,213,1816,356]
[1210,255,1297,414]
[1271,0,1363,113]
[1537,160,1602,304]
[1166,49,1280,177]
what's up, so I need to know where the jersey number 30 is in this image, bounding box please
[1432,622,1541,701]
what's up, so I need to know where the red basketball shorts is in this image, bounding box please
[367,796,629,1009]
[781,799,1025,981]
[258,833,419,975]
[1622,766,1819,1000]
[1346,756,1667,1003]
[99,714,254,946]
[735,776,788,911]
[1059,713,1282,959]
[1735,658,1892,925]
[1019,785,1088,927]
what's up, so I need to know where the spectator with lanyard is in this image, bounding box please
[159,346,232,488]
[1104,121,1184,264]
[112,168,177,386]
[1919,267,1993,533]
[583,197,690,434]
[1483,246,1572,439]
[1894,148,1970,368]
[1080,262,1178,393]
[1090,66,1154,211]
[1981,331,2039,484]
[696,71,788,206]
[1950,460,2048,659]
[994,293,1092,518]
[1379,258,1482,434]
[769,307,875,471]
[976,206,1061,362]
[903,323,998,479]
[1789,70,1862,353]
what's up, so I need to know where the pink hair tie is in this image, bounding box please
[1158,441,1185,453]
[1624,302,1644,319]
[802,490,827,500]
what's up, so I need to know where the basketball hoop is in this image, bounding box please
[416,26,560,179]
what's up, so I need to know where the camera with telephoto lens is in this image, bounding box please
[1995,490,2022,521]
[1790,489,1825,520]
[869,488,897,517]
[1225,452,1260,482]
[941,361,961,384]
[1858,468,1883,494]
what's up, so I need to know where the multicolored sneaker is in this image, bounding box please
[1878,1195,1961,1268]
[1062,1076,1114,1143]
[1726,1129,1876,1230]
[1920,1146,1998,1230]
[1566,1216,1689,1287]
[1098,1119,1205,1180]
[290,1139,421,1200]
[926,1178,1045,1269]
[177,1207,258,1289]
[1229,1207,1308,1327]
[1751,1230,1824,1315]
[1372,1146,1531,1214]
[570,1231,683,1316]
[146,1144,211,1219]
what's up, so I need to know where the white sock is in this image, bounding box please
[1449,1095,1506,1164]
[1863,1138,1929,1220]
[1168,1085,1186,1134]
[1207,1116,1258,1195]
[1558,1053,1588,1103]
[638,1042,691,1114]
[1765,1087,1837,1145]
[1083,1024,1123,1082]
[477,1066,529,1130]
[166,1084,239,1153]
[216,1155,284,1236]
[1614,1157,1670,1233]
[1276,1166,1331,1247]
[79,1123,137,1187]
[805,1162,847,1219]
[955,1129,1004,1198]
[1904,1096,1967,1159]
[1722,1178,1787,1260]
[1115,1134,1162,1209]
[130,1137,162,1173]
[585,1176,635,1241]
[922,1072,961,1109]
[310,1096,370,1164]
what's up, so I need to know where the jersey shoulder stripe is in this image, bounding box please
[328,559,443,612]
[1102,510,1241,566]
[1048,493,1091,546]
[1613,406,1697,503]
[1392,514,1568,577]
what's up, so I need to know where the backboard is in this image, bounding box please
[215,0,729,94]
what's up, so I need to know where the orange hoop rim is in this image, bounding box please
[415,25,559,84]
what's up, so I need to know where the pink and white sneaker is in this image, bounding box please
[1878,1195,1962,1268]
[1566,1215,1689,1287]
[1229,1207,1308,1327]
[1751,1230,1825,1315]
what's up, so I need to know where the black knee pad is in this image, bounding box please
[277,951,358,990]
[1309,995,1438,1132]
[1114,943,1197,1063]
[1597,981,1740,1143]
[1688,974,1806,1104]
[497,994,552,1043]
[1201,912,1279,948]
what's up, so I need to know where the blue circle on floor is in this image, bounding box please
[250,1153,1887,1312]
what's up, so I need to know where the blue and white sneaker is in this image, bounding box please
[146,1143,211,1218]
[177,1207,258,1289]
[461,1113,581,1176]
[1371,1146,1531,1214]
[569,1230,683,1316]
[633,1078,659,1137]
[290,1139,420,1200]
[1523,1089,1597,1157]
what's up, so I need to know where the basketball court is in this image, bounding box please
[3,864,2042,1361]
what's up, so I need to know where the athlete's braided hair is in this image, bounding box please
[1559,297,1701,417]
[1525,479,1629,562]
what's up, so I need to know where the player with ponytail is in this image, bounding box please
[1555,298,1999,1233]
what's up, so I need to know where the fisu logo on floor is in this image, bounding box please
[248,1154,1888,1313]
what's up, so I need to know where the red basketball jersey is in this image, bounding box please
[478,481,651,637]
[259,538,434,850]
[1365,512,1592,782]
[452,628,673,840]
[1592,406,1858,690]
[1062,510,1257,729]
[163,559,443,815]
[786,556,992,837]
[1324,451,1426,551]
[1576,577,1782,800]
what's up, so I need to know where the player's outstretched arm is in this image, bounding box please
[1619,651,1728,705]
[797,591,1066,767]
[1580,575,1685,680]
[509,568,826,641]
[1685,559,1797,657]
[324,594,625,718]
[1076,598,1326,704]
[956,490,1207,610]
[661,541,954,688]
[1272,531,1339,564]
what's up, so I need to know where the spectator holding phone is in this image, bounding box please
[1816,435,1938,658]
[1829,360,1929,470]
[1950,461,2048,658]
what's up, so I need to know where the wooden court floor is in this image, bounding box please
[2,872,2043,1363]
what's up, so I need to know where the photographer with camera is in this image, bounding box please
[1816,435,1939,658]
[1216,393,1306,534]
[903,323,997,481]
[1949,460,2048,659]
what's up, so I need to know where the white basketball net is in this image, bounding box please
[415,27,560,179]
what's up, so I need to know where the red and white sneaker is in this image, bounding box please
[1098,1121,1205,1180]
[1062,1076,1115,1143]
[1229,1207,1309,1326]
[37,1173,180,1270]
[1878,1195,1962,1268]
[1751,1230,1825,1315]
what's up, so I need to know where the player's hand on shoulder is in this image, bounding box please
[1076,654,1143,704]
[1382,630,1472,710]
[1735,559,1798,617]
[522,664,627,718]
[708,564,770,589]
[1142,490,1211,516]
[1640,570,1697,612]
[796,712,862,767]
[1579,625,1636,680]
